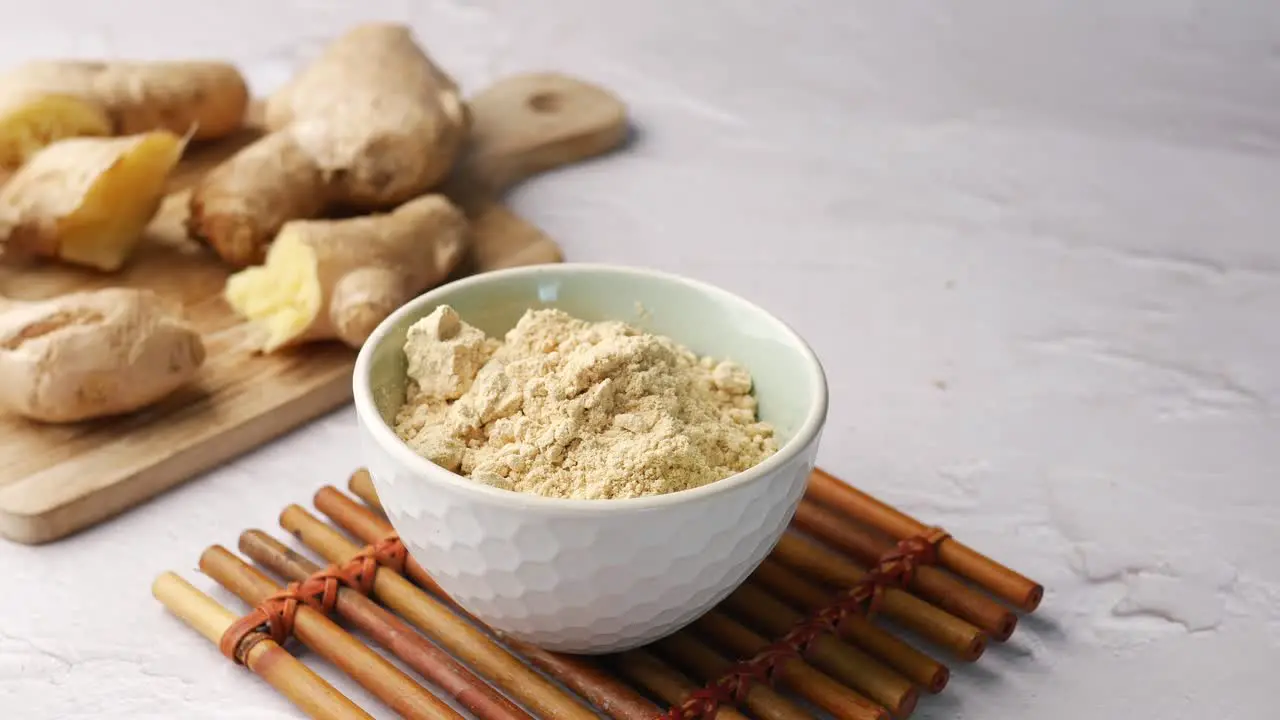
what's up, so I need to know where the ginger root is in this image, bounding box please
[0,60,248,169]
[189,23,469,268]
[224,194,467,352]
[0,288,205,423]
[0,131,188,271]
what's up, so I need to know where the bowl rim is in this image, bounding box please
[352,262,829,514]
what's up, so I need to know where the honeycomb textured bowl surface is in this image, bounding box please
[364,425,819,652]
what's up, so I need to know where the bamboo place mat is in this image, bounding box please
[154,468,1044,720]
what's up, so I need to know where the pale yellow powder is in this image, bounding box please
[394,305,778,500]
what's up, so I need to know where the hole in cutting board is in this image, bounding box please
[527,92,562,113]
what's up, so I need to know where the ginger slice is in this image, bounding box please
[0,131,188,271]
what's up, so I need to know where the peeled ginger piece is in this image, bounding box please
[0,92,113,170]
[225,234,323,353]
[0,130,188,271]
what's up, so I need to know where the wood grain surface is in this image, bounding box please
[0,72,628,544]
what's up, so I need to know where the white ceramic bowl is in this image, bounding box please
[353,263,828,653]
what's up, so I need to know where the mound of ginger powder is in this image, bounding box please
[393,305,779,500]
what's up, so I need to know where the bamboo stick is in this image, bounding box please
[348,468,384,512]
[693,611,889,720]
[610,649,751,720]
[774,532,987,661]
[806,469,1043,612]
[199,546,462,720]
[752,560,949,693]
[279,504,597,720]
[793,499,1017,640]
[315,483,392,550]
[497,636,662,720]
[652,632,812,720]
[237,530,533,720]
[151,571,372,720]
[721,584,918,717]
[316,483,660,720]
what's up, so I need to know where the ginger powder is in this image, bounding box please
[394,305,778,500]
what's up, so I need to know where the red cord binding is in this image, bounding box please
[660,527,950,720]
[218,533,406,664]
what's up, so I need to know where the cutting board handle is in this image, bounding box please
[456,73,629,198]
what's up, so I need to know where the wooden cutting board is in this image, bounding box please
[0,73,629,544]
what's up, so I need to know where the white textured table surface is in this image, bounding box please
[2,2,1278,718]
